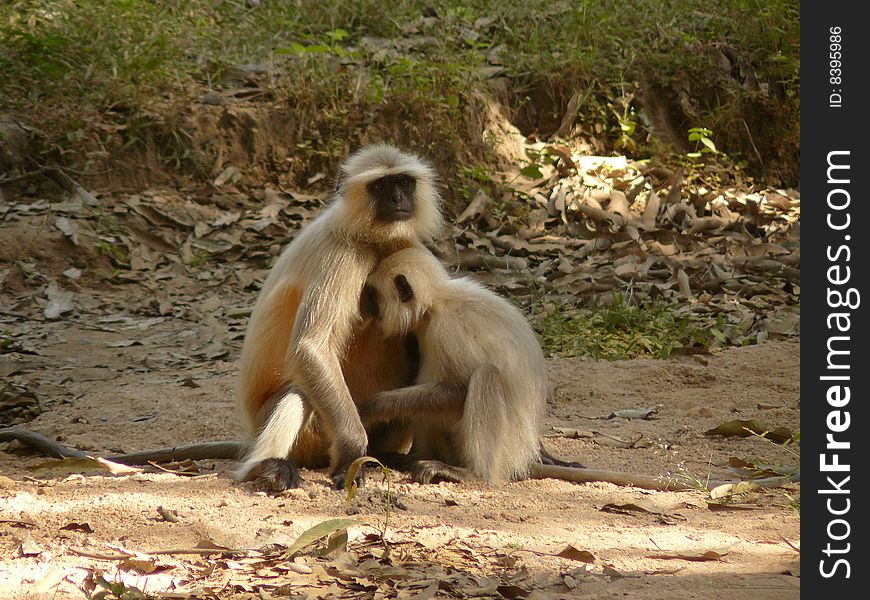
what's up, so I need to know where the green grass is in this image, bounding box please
[0,0,799,185]
[533,294,715,360]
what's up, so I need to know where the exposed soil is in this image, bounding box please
[0,273,800,598]
[0,5,802,595]
[0,142,800,597]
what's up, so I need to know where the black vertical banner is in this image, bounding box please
[802,3,869,596]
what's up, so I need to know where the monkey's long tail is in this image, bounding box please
[0,427,245,465]
[529,463,800,493]
[529,463,695,491]
[1,427,798,494]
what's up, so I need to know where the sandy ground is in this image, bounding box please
[0,298,800,599]
[0,198,801,599]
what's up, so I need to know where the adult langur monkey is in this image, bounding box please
[360,247,585,484]
[235,144,443,492]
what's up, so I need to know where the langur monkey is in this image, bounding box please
[235,144,443,491]
[360,247,552,483]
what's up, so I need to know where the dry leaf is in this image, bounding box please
[555,545,596,563]
[705,419,794,444]
[29,456,142,476]
[646,547,730,561]
[60,522,94,533]
[283,519,360,558]
[607,407,658,420]
[18,536,42,556]
[55,217,80,245]
[44,283,74,319]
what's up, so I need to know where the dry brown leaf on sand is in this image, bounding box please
[28,456,143,476]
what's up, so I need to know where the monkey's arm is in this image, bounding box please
[289,262,372,484]
[361,382,467,424]
[293,337,367,468]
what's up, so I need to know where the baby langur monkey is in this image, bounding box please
[361,247,552,483]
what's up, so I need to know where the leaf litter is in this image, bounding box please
[0,144,799,597]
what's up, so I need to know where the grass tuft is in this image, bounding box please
[0,0,800,186]
[533,293,714,360]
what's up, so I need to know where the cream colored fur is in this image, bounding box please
[366,248,546,482]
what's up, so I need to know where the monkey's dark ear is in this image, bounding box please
[360,285,380,318]
[394,275,414,303]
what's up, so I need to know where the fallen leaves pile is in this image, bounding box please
[4,154,801,319]
[441,151,799,350]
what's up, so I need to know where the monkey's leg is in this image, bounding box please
[538,443,586,469]
[456,364,513,482]
[361,382,467,425]
[235,385,311,493]
[367,420,414,455]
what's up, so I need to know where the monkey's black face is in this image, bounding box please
[368,174,417,222]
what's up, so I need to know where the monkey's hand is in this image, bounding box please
[244,458,304,493]
[331,461,367,491]
[330,441,369,490]
[358,392,396,426]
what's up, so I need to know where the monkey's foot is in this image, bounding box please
[413,460,474,484]
[539,446,585,469]
[245,458,304,493]
[330,461,367,491]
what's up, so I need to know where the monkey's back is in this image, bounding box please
[419,277,546,480]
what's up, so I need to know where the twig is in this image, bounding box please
[70,543,249,560]
[147,547,245,556]
[0,167,52,186]
[69,548,132,560]
[146,462,219,479]
[0,517,37,527]
[742,119,764,166]
[778,534,800,554]
[65,318,123,334]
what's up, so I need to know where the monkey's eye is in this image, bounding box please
[394,274,414,303]
[372,180,384,192]
[399,177,413,190]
